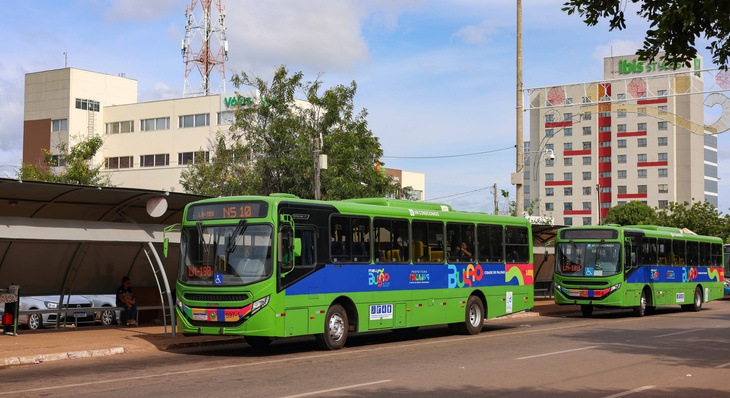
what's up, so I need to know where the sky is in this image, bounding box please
[1,0,728,214]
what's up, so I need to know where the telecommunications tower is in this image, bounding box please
[182,0,228,97]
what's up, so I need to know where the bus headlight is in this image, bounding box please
[609,283,621,292]
[251,295,270,315]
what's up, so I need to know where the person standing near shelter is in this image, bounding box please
[116,276,137,326]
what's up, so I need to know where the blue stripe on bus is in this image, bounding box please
[626,266,721,284]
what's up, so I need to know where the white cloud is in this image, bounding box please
[104,0,179,21]
[452,20,498,45]
[592,39,641,61]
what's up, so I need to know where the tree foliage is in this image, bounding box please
[602,200,658,226]
[656,200,730,240]
[18,135,112,186]
[180,66,393,199]
[562,0,730,68]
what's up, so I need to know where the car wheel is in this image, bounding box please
[101,307,116,326]
[27,313,43,330]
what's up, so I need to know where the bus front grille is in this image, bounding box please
[189,319,246,328]
[562,280,609,287]
[184,293,249,302]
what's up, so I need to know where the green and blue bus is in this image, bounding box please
[553,225,725,317]
[170,194,534,349]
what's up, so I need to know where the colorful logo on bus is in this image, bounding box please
[506,263,534,286]
[368,268,391,288]
[682,267,698,283]
[448,264,484,288]
[409,270,431,284]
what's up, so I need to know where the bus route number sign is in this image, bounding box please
[187,264,214,278]
[561,263,582,273]
[187,201,268,221]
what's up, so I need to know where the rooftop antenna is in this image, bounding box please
[64,52,67,68]
[182,0,228,97]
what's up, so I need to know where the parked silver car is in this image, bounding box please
[82,294,121,326]
[18,295,96,329]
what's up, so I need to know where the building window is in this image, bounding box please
[582,157,591,165]
[105,156,133,169]
[564,158,573,166]
[617,185,627,194]
[545,202,554,211]
[658,184,669,193]
[564,217,573,226]
[658,121,668,130]
[564,172,572,181]
[564,127,572,137]
[637,138,647,147]
[638,154,647,162]
[564,187,573,196]
[179,113,210,128]
[50,155,66,167]
[582,97,592,103]
[599,156,610,163]
[564,112,573,121]
[658,137,668,146]
[140,154,170,167]
[617,93,626,100]
[657,153,667,161]
[617,139,627,148]
[599,126,611,133]
[638,185,647,194]
[217,111,235,125]
[600,171,611,178]
[582,202,591,210]
[658,168,668,178]
[637,123,647,132]
[582,142,591,150]
[564,202,573,211]
[545,129,554,137]
[638,169,647,178]
[658,200,669,209]
[599,111,611,118]
[617,124,627,133]
[582,171,591,180]
[618,170,627,179]
[617,155,627,163]
[582,126,592,135]
[599,141,611,148]
[582,186,591,195]
[582,217,592,226]
[51,119,68,132]
[178,151,210,165]
[141,117,170,131]
[524,170,530,180]
[658,105,668,115]
[582,112,592,120]
[545,173,554,181]
[617,110,627,118]
[545,188,554,197]
[545,158,555,167]
[657,90,667,97]
[545,114,555,122]
[618,201,626,206]
[566,98,573,105]
[105,120,134,134]
[564,142,573,151]
[75,98,100,112]
[637,107,647,116]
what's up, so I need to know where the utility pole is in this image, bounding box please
[493,183,499,215]
[314,135,321,200]
[514,0,525,216]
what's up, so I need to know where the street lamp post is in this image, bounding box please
[515,0,524,216]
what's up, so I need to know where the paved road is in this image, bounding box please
[2,302,730,397]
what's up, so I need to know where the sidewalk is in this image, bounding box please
[0,298,576,368]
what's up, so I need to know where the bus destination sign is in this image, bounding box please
[187,201,269,221]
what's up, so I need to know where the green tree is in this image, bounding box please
[181,65,393,199]
[562,0,730,68]
[602,200,658,225]
[18,135,112,186]
[656,200,730,241]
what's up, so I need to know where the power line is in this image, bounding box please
[382,145,514,159]
[428,186,492,201]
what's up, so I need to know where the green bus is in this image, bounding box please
[553,225,725,317]
[170,194,534,349]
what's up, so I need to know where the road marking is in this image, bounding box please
[715,362,730,369]
[602,385,655,398]
[516,345,600,360]
[655,328,703,338]
[279,380,391,398]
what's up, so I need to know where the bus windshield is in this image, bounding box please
[179,222,273,286]
[557,242,622,277]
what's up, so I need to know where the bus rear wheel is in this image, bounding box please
[316,304,348,350]
[633,290,648,317]
[682,287,703,312]
[456,296,484,335]
[580,305,593,317]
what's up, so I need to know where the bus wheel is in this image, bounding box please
[461,296,485,335]
[580,305,593,317]
[245,336,273,349]
[316,304,348,350]
[682,287,703,312]
[633,290,648,317]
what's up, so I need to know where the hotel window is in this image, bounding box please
[564,142,573,151]
[582,112,592,120]
[637,107,646,116]
[637,138,647,147]
[178,151,210,165]
[545,202,554,211]
[658,137,668,146]
[658,121,668,130]
[564,217,573,226]
[658,200,668,209]
[524,185,530,194]
[105,120,134,134]
[582,171,591,180]
[582,126,592,135]
[599,111,611,118]
[583,217,592,226]
[658,153,668,161]
[599,141,611,147]
[658,105,668,115]
[545,188,554,197]
[140,153,170,167]
[141,117,170,131]
[658,184,669,193]
[564,158,573,166]
[179,113,210,128]
[75,98,100,112]
[564,127,572,136]
[564,172,572,181]
[582,142,591,150]
[599,126,611,132]
[618,201,626,205]
[617,155,627,163]
[617,124,626,132]
[566,98,573,105]
[637,122,647,131]
[638,154,647,162]
[545,114,555,122]
[600,171,611,178]
[524,171,530,180]
[582,97,592,103]
[564,113,573,121]
[599,156,610,163]
[546,129,554,137]
[105,156,133,169]
[582,157,591,165]
[617,110,627,118]
[638,169,647,178]
[617,185,627,194]
[51,119,68,132]
[618,170,627,179]
[658,168,668,177]
[638,185,647,194]
[564,187,573,196]
[657,90,667,97]
[583,202,592,210]
[545,158,555,167]
[545,173,554,181]
[582,186,591,195]
[564,202,573,211]
[617,139,627,148]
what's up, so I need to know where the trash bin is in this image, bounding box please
[1,284,20,336]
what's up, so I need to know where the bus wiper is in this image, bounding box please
[196,221,209,257]
[226,219,247,254]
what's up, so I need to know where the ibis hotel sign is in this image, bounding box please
[618,57,701,75]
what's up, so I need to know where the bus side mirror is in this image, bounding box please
[164,237,169,258]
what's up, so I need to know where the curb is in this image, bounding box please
[2,347,125,368]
